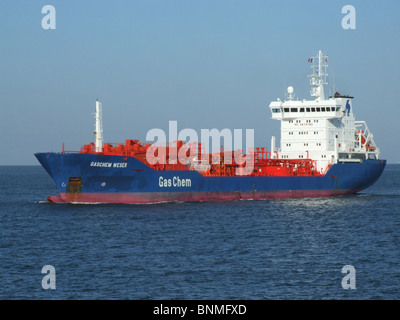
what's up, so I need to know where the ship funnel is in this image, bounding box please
[94,99,104,153]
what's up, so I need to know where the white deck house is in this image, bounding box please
[269,50,379,172]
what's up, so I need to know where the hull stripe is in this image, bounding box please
[48,189,362,204]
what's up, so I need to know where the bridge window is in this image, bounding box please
[291,108,298,112]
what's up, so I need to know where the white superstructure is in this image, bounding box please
[269,50,379,172]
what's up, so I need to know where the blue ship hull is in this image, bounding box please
[35,152,386,204]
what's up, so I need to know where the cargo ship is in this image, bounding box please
[35,51,386,204]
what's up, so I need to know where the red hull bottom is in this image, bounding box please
[47,189,361,204]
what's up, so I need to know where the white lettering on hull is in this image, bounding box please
[90,162,128,168]
[159,176,192,188]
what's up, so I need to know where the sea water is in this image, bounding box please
[1,165,399,299]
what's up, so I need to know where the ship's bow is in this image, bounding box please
[35,152,69,203]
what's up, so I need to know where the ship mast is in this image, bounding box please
[308,50,328,101]
[94,99,103,153]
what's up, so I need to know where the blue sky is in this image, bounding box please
[1,0,399,165]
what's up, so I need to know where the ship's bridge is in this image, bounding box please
[266,50,380,173]
[269,96,350,120]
